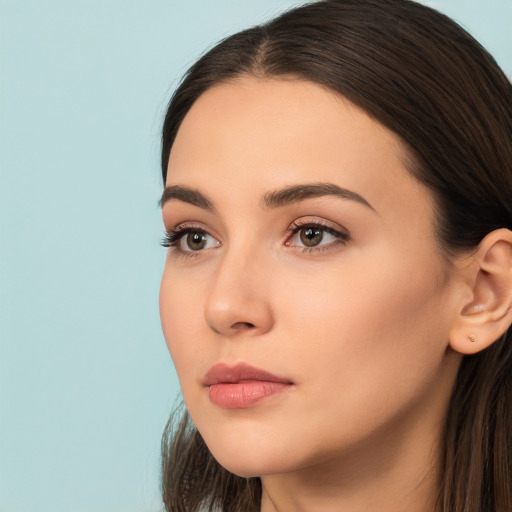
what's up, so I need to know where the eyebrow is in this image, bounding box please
[160,185,214,210]
[262,183,376,211]
[160,182,375,212]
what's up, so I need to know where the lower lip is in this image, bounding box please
[208,381,291,409]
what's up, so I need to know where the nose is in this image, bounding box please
[204,250,274,337]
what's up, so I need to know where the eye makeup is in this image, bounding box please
[161,216,351,259]
[284,218,351,253]
[161,224,220,257]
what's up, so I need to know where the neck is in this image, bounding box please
[261,455,440,512]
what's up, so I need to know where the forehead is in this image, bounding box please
[166,77,431,220]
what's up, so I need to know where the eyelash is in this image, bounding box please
[161,226,191,247]
[161,220,350,257]
[160,225,213,258]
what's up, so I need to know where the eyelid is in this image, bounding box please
[287,216,349,236]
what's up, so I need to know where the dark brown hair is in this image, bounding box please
[160,1,512,510]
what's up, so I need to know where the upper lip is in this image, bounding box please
[202,362,293,386]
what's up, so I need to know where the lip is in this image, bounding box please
[203,363,294,409]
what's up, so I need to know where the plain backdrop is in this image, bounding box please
[1,1,510,511]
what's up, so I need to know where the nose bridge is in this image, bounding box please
[204,239,273,336]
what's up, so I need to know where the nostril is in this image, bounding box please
[232,322,256,330]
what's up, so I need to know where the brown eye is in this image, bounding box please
[186,231,208,251]
[299,227,324,247]
[286,222,349,251]
[162,226,220,253]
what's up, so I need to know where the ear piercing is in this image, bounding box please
[468,334,477,343]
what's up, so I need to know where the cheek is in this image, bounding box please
[159,269,207,379]
[275,246,450,398]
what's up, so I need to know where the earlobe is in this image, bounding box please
[449,228,512,355]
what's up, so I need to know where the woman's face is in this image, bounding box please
[160,77,462,478]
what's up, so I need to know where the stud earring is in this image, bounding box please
[468,334,477,343]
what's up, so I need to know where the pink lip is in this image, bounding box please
[203,363,294,409]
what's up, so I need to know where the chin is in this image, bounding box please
[204,433,299,478]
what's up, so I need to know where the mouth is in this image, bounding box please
[202,362,294,409]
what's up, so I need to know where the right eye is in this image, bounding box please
[162,227,220,253]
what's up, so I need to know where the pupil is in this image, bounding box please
[187,231,207,250]
[300,227,323,247]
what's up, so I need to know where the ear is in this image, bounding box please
[449,228,512,355]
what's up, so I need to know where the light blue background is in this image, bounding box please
[1,1,510,511]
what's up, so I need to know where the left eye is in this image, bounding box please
[287,225,347,248]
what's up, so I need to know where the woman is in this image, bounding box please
[158,1,512,511]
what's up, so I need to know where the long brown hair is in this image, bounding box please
[160,1,512,510]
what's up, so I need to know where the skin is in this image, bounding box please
[159,77,469,512]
